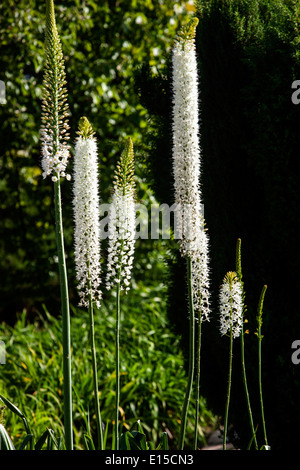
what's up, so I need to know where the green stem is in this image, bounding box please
[258,327,268,447]
[115,282,121,450]
[223,326,233,450]
[236,238,257,449]
[193,314,202,450]
[240,326,258,449]
[54,179,73,450]
[257,285,268,448]
[88,289,103,450]
[179,257,195,450]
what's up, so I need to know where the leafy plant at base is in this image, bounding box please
[120,421,169,451]
[0,394,62,450]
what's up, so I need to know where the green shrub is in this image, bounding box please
[0,280,215,449]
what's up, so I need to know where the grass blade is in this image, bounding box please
[19,434,34,450]
[0,394,25,420]
[161,432,169,450]
[0,394,31,437]
[83,433,96,450]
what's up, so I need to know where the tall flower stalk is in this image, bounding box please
[256,284,269,449]
[236,239,258,449]
[172,17,210,449]
[219,271,243,450]
[40,0,72,450]
[73,117,103,449]
[106,138,136,450]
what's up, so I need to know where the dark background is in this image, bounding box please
[137,0,300,450]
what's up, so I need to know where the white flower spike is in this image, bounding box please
[106,138,136,292]
[219,271,243,338]
[41,134,71,180]
[73,117,102,308]
[172,17,210,320]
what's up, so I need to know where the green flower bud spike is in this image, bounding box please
[256,285,267,338]
[175,17,199,49]
[113,137,135,195]
[41,0,70,180]
[77,116,95,139]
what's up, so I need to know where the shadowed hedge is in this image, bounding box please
[136,0,300,450]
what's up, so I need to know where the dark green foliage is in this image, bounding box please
[137,0,300,450]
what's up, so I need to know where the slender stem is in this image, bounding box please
[223,326,233,450]
[236,237,257,449]
[114,233,125,451]
[88,287,103,450]
[193,314,202,450]
[256,285,268,448]
[115,282,121,450]
[258,326,268,447]
[179,257,195,450]
[240,326,258,449]
[53,179,73,450]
